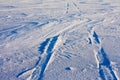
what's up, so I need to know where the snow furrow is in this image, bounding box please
[93,31,100,44]
[89,28,118,80]
[72,2,81,14]
[97,48,117,80]
[16,57,41,78]
[38,35,59,80]
[16,35,59,80]
[66,3,69,14]
[38,38,50,54]
[88,27,101,45]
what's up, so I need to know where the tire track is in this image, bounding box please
[88,28,118,80]
[95,48,117,80]
[72,1,81,15]
[16,35,59,80]
[66,2,69,14]
[38,35,59,80]
[16,57,41,79]
[38,38,50,54]
[66,0,81,15]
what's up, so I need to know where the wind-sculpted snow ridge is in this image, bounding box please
[0,21,49,44]
[88,28,118,80]
[16,35,59,80]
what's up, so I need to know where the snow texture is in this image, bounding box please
[0,0,120,80]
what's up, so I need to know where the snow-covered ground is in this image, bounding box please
[0,0,120,80]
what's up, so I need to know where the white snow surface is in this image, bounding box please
[0,0,120,80]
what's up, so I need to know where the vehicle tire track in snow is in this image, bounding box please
[38,35,59,80]
[16,35,59,80]
[66,3,69,14]
[94,48,117,80]
[66,0,81,15]
[72,1,81,15]
[88,28,118,80]
[17,36,51,80]
[38,38,50,54]
[16,57,41,79]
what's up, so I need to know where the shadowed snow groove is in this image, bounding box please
[97,48,117,80]
[88,28,117,80]
[93,31,100,44]
[66,3,69,14]
[88,29,100,44]
[16,57,41,78]
[38,38,50,54]
[38,35,59,80]
[72,1,81,14]
[16,35,59,80]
